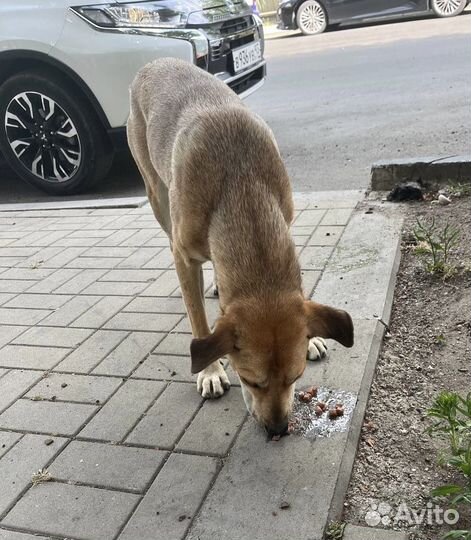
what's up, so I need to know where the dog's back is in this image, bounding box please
[128,58,241,186]
[127,58,292,238]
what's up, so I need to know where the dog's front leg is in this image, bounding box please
[173,251,230,398]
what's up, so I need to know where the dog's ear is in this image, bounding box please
[190,317,236,374]
[304,301,354,348]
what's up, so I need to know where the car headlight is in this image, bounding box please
[72,1,188,29]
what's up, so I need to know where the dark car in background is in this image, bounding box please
[278,0,468,35]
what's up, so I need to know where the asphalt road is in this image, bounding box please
[1,13,469,203]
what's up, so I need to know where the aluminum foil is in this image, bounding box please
[289,386,357,439]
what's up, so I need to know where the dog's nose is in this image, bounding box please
[266,421,289,438]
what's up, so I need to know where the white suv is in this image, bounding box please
[0,1,265,194]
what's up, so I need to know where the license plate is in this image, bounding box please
[232,41,262,74]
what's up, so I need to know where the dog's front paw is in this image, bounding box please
[197,362,230,398]
[307,337,328,361]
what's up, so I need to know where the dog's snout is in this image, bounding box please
[266,421,289,438]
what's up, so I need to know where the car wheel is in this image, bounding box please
[431,0,466,17]
[0,69,113,195]
[296,0,327,35]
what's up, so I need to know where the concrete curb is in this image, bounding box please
[343,524,409,540]
[315,201,404,531]
[371,155,471,191]
[0,197,148,212]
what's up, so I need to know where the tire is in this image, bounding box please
[296,0,327,35]
[431,0,466,17]
[0,68,113,195]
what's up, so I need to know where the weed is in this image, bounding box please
[31,468,52,486]
[325,521,346,540]
[413,218,460,278]
[427,392,471,539]
[435,334,447,347]
[447,182,471,198]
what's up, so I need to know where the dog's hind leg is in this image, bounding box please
[173,251,230,398]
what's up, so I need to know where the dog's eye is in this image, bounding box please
[233,345,241,352]
[240,376,262,389]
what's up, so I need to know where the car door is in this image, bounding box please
[327,0,422,22]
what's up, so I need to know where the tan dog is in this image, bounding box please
[127,58,353,437]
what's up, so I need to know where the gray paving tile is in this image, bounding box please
[103,312,182,332]
[80,280,148,296]
[0,370,43,413]
[2,483,139,540]
[132,354,194,382]
[99,269,159,282]
[0,432,22,459]
[79,380,165,442]
[0,327,27,349]
[292,234,310,247]
[0,434,66,516]
[92,332,164,377]
[142,246,174,269]
[0,345,71,370]
[0,399,97,436]
[308,225,345,246]
[26,269,81,294]
[0,247,40,257]
[25,373,121,404]
[298,245,335,270]
[154,332,192,356]
[187,420,346,540]
[0,281,35,294]
[14,247,63,269]
[0,530,50,540]
[82,246,137,258]
[120,453,218,540]
[320,207,354,226]
[55,330,127,373]
[39,295,101,327]
[69,296,130,328]
[51,440,166,492]
[68,229,113,238]
[123,296,186,314]
[0,306,52,326]
[177,387,247,456]
[54,236,101,247]
[4,293,72,310]
[0,268,55,280]
[118,247,162,269]
[119,229,157,247]
[126,382,202,449]
[54,269,107,294]
[65,257,124,269]
[0,294,14,307]
[144,236,171,247]
[140,269,180,296]
[42,247,87,268]
[96,229,137,246]
[292,209,325,227]
[12,326,94,348]
[300,269,322,298]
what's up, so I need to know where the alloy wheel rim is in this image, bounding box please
[5,91,81,183]
[299,1,325,33]
[434,0,462,14]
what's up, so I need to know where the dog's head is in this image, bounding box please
[190,295,353,437]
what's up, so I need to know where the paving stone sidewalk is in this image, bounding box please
[0,191,401,540]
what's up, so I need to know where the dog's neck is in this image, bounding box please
[209,185,302,308]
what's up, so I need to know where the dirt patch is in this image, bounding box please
[344,194,471,539]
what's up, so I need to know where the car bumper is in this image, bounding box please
[55,11,266,129]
